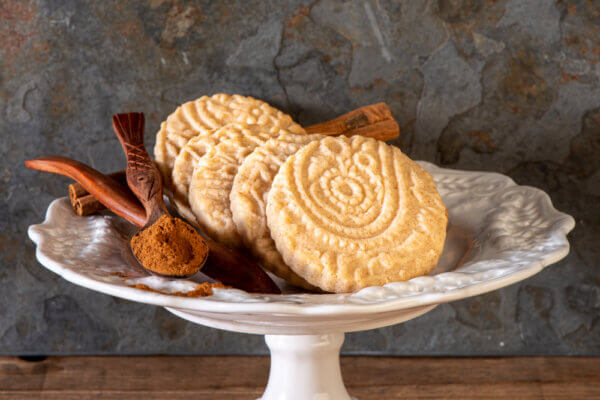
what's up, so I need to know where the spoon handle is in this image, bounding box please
[112,112,167,227]
[25,156,147,227]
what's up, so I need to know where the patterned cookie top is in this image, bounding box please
[266,136,448,293]
[231,134,324,290]
[154,94,305,186]
[171,123,278,230]
[187,124,289,248]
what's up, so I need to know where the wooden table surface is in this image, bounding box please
[1,356,599,399]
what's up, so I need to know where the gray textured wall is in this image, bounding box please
[1,0,598,356]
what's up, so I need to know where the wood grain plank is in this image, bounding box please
[1,357,599,399]
[1,385,599,400]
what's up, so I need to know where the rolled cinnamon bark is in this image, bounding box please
[73,194,105,216]
[304,102,399,140]
[69,171,127,216]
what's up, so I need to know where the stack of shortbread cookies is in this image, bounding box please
[155,94,448,293]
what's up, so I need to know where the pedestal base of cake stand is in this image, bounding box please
[166,305,438,400]
[260,333,353,400]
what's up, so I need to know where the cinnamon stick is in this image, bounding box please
[73,194,105,216]
[68,181,88,202]
[304,102,399,141]
[68,171,127,216]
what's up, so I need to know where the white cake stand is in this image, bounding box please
[28,162,574,400]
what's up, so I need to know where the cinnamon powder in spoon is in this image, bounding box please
[131,215,209,277]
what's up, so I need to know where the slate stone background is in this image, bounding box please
[1,0,598,356]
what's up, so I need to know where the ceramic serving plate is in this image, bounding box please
[27,161,576,399]
[28,161,574,319]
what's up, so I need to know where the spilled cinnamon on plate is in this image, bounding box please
[129,282,228,297]
[130,215,209,277]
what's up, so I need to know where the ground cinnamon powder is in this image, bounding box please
[130,215,209,276]
[129,282,228,297]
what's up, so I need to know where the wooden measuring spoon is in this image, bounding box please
[112,112,208,278]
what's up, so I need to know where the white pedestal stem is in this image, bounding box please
[260,333,352,400]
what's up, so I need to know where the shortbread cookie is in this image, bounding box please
[169,130,220,224]
[154,123,212,188]
[170,123,272,225]
[187,124,290,248]
[266,136,448,293]
[154,94,305,186]
[231,134,324,290]
[172,123,279,231]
